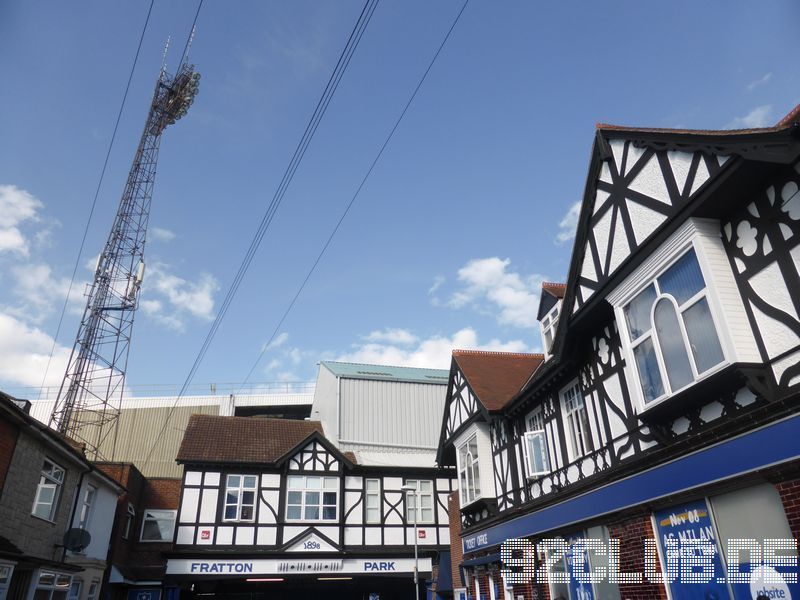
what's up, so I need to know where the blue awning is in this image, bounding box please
[460,552,500,568]
[461,412,800,553]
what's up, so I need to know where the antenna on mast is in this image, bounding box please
[184,26,197,63]
[160,36,171,78]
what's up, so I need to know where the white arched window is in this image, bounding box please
[623,247,725,404]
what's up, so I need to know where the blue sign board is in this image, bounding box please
[653,499,730,600]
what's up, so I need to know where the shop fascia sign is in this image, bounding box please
[167,557,432,576]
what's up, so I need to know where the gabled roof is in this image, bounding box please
[452,350,544,412]
[537,281,566,320]
[177,415,325,465]
[511,102,800,407]
[320,361,449,385]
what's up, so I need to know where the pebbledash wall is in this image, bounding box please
[439,105,800,600]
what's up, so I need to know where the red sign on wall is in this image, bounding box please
[200,530,211,540]
[418,530,426,539]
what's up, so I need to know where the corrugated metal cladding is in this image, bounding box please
[82,405,218,478]
[339,379,446,449]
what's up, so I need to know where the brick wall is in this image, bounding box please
[607,510,668,600]
[449,491,464,589]
[0,418,19,498]
[0,432,84,561]
[95,463,181,578]
[775,478,800,541]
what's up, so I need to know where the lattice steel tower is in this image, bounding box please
[50,62,200,459]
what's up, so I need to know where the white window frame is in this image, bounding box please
[222,474,258,522]
[32,459,65,522]
[0,562,15,600]
[457,433,481,507]
[285,475,339,523]
[67,579,82,600]
[404,479,434,524]
[523,407,551,478]
[33,570,72,600]
[85,580,99,600]
[560,380,594,463]
[540,300,561,357]
[78,485,96,530]
[364,478,381,524]
[607,223,736,414]
[139,509,176,542]
[122,503,135,540]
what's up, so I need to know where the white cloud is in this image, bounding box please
[8,263,85,323]
[726,105,772,129]
[337,327,529,370]
[0,312,71,388]
[555,201,581,244]
[266,332,289,350]
[428,275,445,296]
[446,257,543,330]
[364,328,419,346]
[139,263,220,332]
[0,185,43,256]
[151,227,176,242]
[746,72,772,92]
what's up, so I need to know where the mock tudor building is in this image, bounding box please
[165,415,456,600]
[441,105,800,600]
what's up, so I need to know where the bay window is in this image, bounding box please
[223,474,257,522]
[32,571,71,600]
[457,434,481,505]
[286,475,338,521]
[622,247,724,405]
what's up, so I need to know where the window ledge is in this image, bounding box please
[636,363,749,422]
[30,514,57,525]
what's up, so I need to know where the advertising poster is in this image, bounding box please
[654,499,730,600]
[565,532,595,600]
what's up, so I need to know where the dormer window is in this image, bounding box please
[621,245,725,406]
[540,301,561,356]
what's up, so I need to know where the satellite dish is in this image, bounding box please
[63,528,91,552]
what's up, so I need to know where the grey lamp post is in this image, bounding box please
[401,483,420,600]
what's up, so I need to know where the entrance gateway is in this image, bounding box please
[167,556,431,576]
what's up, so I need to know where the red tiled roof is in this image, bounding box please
[177,415,325,464]
[452,350,544,411]
[541,281,566,299]
[596,102,800,135]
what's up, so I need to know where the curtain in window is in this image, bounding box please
[658,249,705,304]
[683,297,724,373]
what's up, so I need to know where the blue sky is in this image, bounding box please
[0,1,798,396]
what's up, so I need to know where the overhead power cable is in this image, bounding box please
[37,0,156,400]
[141,0,380,469]
[237,0,471,392]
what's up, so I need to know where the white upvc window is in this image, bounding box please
[523,407,551,478]
[223,474,258,522]
[67,580,82,600]
[541,301,561,356]
[78,485,96,530]
[286,475,338,522]
[123,503,135,540]
[33,571,72,600]
[457,434,481,506]
[140,509,176,542]
[0,563,15,600]
[86,580,99,600]
[365,478,381,524]
[561,381,594,462]
[404,479,434,524]
[621,246,725,406]
[32,459,65,521]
